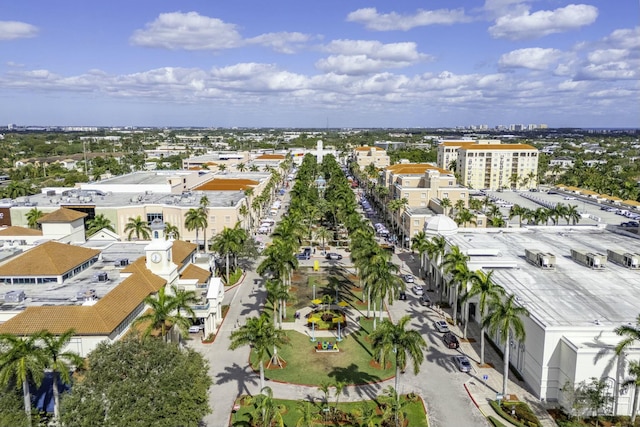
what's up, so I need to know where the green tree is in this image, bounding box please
[411,231,429,278]
[0,332,48,426]
[441,245,469,325]
[163,221,180,240]
[40,329,84,422]
[25,207,44,229]
[132,285,197,339]
[296,399,320,427]
[246,386,284,427]
[86,213,115,236]
[228,314,289,391]
[465,270,506,365]
[441,198,452,216]
[483,294,530,396]
[199,196,210,252]
[184,207,207,253]
[124,216,151,240]
[622,360,640,424]
[60,335,211,427]
[211,222,247,284]
[370,316,427,400]
[615,313,640,423]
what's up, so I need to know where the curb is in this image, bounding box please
[464,382,487,417]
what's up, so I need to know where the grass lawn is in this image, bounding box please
[232,395,429,427]
[250,318,395,386]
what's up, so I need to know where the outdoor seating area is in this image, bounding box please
[314,340,339,352]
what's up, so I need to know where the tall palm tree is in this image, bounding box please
[296,400,320,427]
[440,198,452,216]
[465,270,506,365]
[565,204,581,225]
[199,196,210,252]
[133,285,197,340]
[483,294,530,396]
[211,222,246,284]
[184,207,207,252]
[26,207,44,229]
[615,313,640,423]
[621,360,640,424]
[124,215,151,240]
[238,203,250,230]
[314,226,332,251]
[371,316,427,407]
[163,221,180,240]
[236,162,246,172]
[86,213,115,236]
[0,331,48,426]
[441,245,469,324]
[428,235,447,302]
[248,386,284,427]
[509,205,526,227]
[411,231,429,278]
[228,314,289,391]
[40,329,84,422]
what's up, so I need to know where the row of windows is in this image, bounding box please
[147,213,232,224]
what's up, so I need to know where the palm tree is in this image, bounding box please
[380,386,410,427]
[211,222,246,284]
[440,198,452,216]
[247,386,284,427]
[565,204,581,225]
[133,285,197,340]
[40,329,84,422]
[314,226,332,251]
[429,235,447,303]
[163,221,180,240]
[370,316,427,399]
[199,196,210,252]
[621,360,640,424]
[509,205,526,227]
[465,270,506,365]
[228,314,289,391]
[483,294,530,396]
[26,207,44,229]
[184,207,207,252]
[296,400,319,427]
[218,164,227,172]
[124,215,151,240]
[411,231,429,278]
[441,245,469,325]
[86,213,115,236]
[236,162,246,172]
[0,331,48,426]
[615,313,640,422]
[238,203,250,230]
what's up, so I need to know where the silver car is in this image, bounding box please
[433,320,449,333]
[454,355,472,373]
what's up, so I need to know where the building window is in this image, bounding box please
[443,192,448,198]
[147,213,163,224]
[413,219,419,226]
[421,193,426,199]
[210,216,216,223]
[225,216,231,224]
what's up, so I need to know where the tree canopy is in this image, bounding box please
[60,335,211,427]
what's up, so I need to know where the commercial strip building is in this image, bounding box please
[0,217,223,357]
[436,139,539,191]
[421,216,640,416]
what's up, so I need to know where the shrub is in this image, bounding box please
[488,415,507,427]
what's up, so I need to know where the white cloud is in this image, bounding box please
[0,20,38,41]
[600,26,640,50]
[576,62,638,81]
[489,4,598,40]
[130,11,312,53]
[587,49,629,64]
[347,7,470,31]
[499,47,563,70]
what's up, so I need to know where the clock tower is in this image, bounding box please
[144,219,178,283]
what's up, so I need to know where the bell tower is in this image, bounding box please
[144,219,178,283]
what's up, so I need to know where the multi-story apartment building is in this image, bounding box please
[437,140,539,190]
[352,146,390,169]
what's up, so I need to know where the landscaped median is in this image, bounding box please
[489,399,542,427]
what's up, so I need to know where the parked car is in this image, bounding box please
[402,274,415,283]
[433,320,449,333]
[412,285,424,296]
[453,355,472,373]
[564,196,576,200]
[419,295,431,306]
[325,252,343,260]
[398,290,407,300]
[188,325,202,334]
[443,332,460,349]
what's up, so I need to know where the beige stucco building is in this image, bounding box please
[437,140,539,190]
[352,146,390,169]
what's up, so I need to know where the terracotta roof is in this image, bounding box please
[38,208,87,223]
[193,178,259,191]
[171,240,198,269]
[0,226,43,237]
[440,141,476,147]
[354,146,383,151]
[256,154,285,160]
[385,163,450,175]
[0,266,166,336]
[0,241,100,277]
[180,264,211,283]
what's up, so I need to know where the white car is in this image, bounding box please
[188,325,202,333]
[402,274,415,283]
[564,196,576,200]
[433,320,449,333]
[454,355,472,373]
[412,285,424,296]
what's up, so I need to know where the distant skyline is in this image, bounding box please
[1,1,638,128]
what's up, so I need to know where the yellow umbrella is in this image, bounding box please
[338,301,349,307]
[312,299,322,305]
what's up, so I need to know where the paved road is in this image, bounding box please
[190,184,557,427]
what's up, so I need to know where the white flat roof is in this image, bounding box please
[447,228,640,328]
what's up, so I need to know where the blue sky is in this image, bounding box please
[1,0,638,128]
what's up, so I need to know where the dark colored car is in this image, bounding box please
[325,252,343,260]
[443,332,460,349]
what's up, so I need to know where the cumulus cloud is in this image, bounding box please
[600,26,640,51]
[347,7,470,31]
[499,47,563,70]
[0,20,38,41]
[316,40,431,75]
[489,4,598,40]
[130,11,313,53]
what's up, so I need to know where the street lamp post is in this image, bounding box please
[310,320,316,342]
